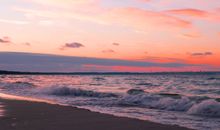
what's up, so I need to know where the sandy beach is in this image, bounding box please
[0,98,193,130]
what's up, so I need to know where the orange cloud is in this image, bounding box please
[166,9,208,17]
[83,64,214,72]
[137,56,186,63]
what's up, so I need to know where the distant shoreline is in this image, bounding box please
[0,70,219,75]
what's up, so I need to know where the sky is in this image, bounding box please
[0,0,220,72]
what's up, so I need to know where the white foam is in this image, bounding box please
[187,99,220,117]
[41,86,118,98]
[118,93,193,111]
[154,97,194,111]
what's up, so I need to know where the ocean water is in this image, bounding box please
[0,73,220,130]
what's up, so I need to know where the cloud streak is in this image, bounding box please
[0,19,29,25]
[0,52,202,72]
[14,6,192,32]
[60,42,84,50]
[112,43,120,46]
[0,37,11,44]
[23,42,31,46]
[166,9,208,17]
[166,8,220,22]
[190,52,213,56]
[102,49,115,53]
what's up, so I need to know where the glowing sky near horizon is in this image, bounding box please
[0,0,220,72]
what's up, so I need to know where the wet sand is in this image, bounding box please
[0,98,193,130]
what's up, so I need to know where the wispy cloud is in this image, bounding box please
[23,42,31,46]
[112,43,120,46]
[14,5,192,32]
[182,33,201,38]
[24,0,98,8]
[166,9,208,17]
[165,8,220,22]
[190,52,213,57]
[0,19,29,25]
[102,49,115,53]
[104,7,192,29]
[60,42,84,50]
[0,36,11,44]
[138,56,186,63]
[137,0,151,3]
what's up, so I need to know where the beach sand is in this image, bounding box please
[0,98,193,130]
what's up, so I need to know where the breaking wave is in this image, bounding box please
[187,100,220,117]
[118,93,193,111]
[44,86,118,98]
[119,90,220,117]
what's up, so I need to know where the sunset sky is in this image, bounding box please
[0,0,220,72]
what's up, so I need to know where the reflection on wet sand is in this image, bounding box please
[0,92,57,118]
[0,102,4,117]
[0,93,55,105]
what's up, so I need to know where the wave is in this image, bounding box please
[118,91,220,117]
[158,93,181,99]
[1,81,35,89]
[2,81,220,118]
[187,100,220,117]
[93,77,106,81]
[136,82,156,86]
[207,77,220,80]
[118,93,193,111]
[127,89,145,95]
[44,86,118,98]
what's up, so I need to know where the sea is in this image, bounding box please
[0,72,220,130]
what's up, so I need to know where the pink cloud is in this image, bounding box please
[137,0,151,3]
[181,32,201,38]
[102,49,115,53]
[105,7,192,29]
[0,36,11,44]
[23,0,99,7]
[0,19,29,25]
[22,0,101,14]
[166,8,220,22]
[15,5,192,32]
[166,9,208,17]
[136,56,186,63]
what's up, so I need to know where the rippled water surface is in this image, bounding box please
[0,73,220,130]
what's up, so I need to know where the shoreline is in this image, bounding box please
[0,97,193,130]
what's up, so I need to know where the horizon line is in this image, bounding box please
[1,70,220,75]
